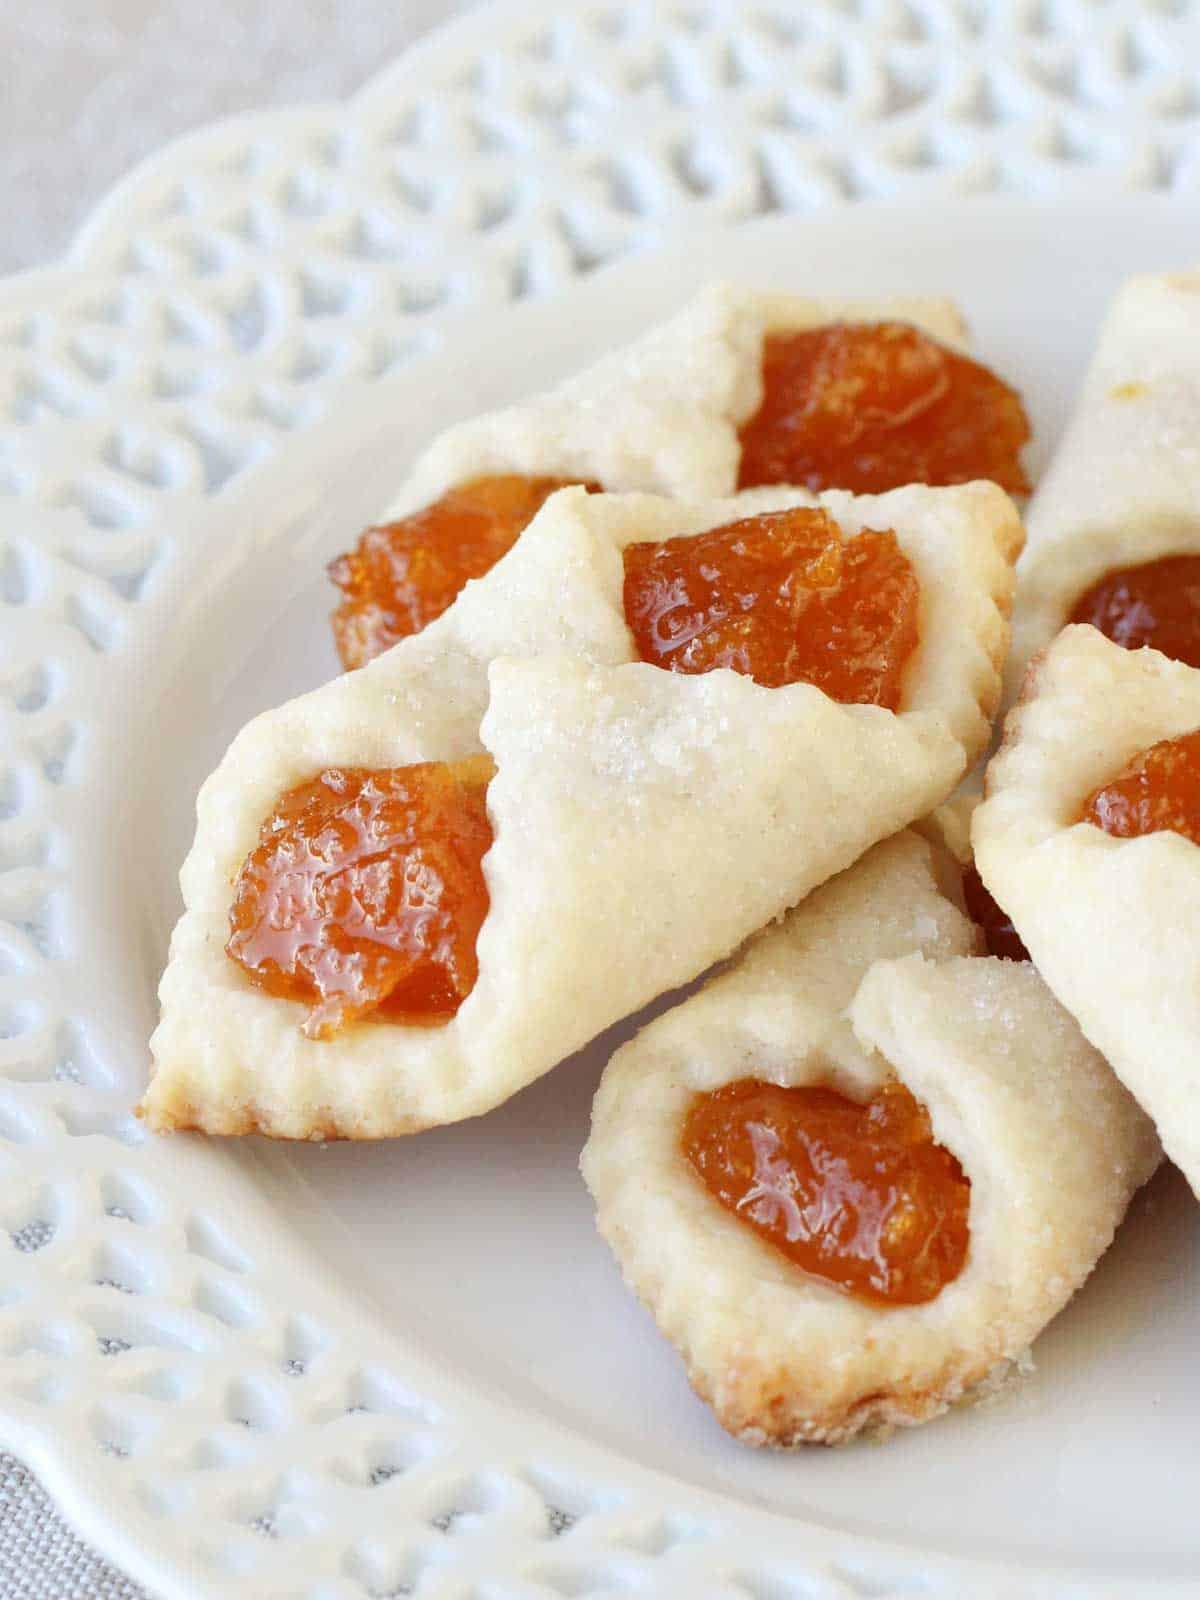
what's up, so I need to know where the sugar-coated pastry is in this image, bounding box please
[387,285,972,515]
[143,480,1020,1139]
[582,832,1158,1445]
[976,623,1200,1195]
[916,768,983,867]
[1007,270,1200,700]
[328,282,1028,667]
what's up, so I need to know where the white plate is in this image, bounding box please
[7,195,1200,1600]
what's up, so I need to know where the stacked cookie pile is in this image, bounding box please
[143,273,1200,1445]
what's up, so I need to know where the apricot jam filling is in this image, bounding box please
[226,755,494,1039]
[737,322,1030,496]
[1068,554,1200,669]
[1080,729,1200,845]
[961,864,1029,962]
[329,475,590,669]
[682,1077,970,1305]
[622,506,919,704]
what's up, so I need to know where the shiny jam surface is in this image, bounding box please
[622,506,919,704]
[329,475,588,669]
[1068,554,1200,669]
[226,756,494,1038]
[1080,729,1200,845]
[737,322,1031,496]
[961,863,1030,962]
[682,1077,970,1305]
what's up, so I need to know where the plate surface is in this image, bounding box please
[122,195,1200,1594]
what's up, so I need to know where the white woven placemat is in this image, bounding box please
[0,1454,147,1599]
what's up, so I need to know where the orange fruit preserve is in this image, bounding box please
[622,506,919,705]
[329,475,588,669]
[682,1078,970,1305]
[1081,729,1200,845]
[226,756,494,1038]
[961,863,1029,962]
[1068,555,1200,669]
[737,322,1030,496]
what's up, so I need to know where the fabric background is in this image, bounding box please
[0,0,473,275]
[0,1455,144,1599]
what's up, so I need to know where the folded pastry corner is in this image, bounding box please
[976,622,1200,1195]
[144,478,1019,1141]
[1007,268,1200,702]
[389,281,974,518]
[581,830,1157,1446]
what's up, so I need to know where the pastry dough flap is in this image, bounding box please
[144,480,1019,1138]
[1008,271,1200,699]
[582,832,1159,1444]
[976,623,1200,1194]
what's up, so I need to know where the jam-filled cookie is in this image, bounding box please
[328,282,1027,667]
[977,624,1200,1196]
[143,480,1020,1139]
[912,774,1031,963]
[581,832,1157,1445]
[1007,270,1200,702]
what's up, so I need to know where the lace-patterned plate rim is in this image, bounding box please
[10,0,1200,305]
